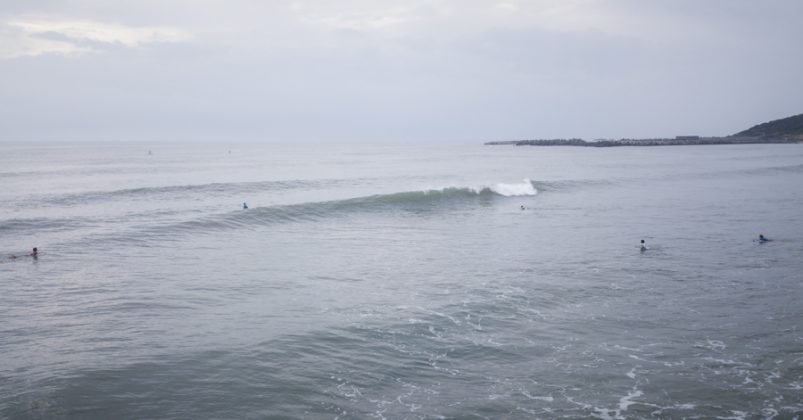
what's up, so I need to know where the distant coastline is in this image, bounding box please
[485,136,801,147]
[486,113,803,147]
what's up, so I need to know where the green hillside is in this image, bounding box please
[735,113,803,138]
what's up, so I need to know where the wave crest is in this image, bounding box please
[4,180,542,246]
[487,179,538,197]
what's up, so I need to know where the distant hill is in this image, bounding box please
[734,113,803,138]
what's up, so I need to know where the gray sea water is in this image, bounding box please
[1,141,802,419]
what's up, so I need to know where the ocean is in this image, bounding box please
[1,141,802,419]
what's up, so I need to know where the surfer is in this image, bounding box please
[520,205,525,210]
[640,239,647,252]
[243,202,248,209]
[759,234,770,242]
[8,247,37,260]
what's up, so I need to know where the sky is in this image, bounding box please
[1,0,802,143]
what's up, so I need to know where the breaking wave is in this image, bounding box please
[148,182,538,237]
[2,179,547,248]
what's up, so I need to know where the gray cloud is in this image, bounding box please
[1,0,801,143]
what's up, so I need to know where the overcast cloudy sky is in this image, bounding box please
[1,0,801,143]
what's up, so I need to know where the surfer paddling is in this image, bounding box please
[758,234,771,243]
[8,247,38,260]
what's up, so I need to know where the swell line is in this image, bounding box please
[26,178,363,208]
[49,182,537,247]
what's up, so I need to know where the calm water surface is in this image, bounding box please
[1,142,802,419]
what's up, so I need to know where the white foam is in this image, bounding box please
[619,389,643,412]
[717,410,747,420]
[521,390,554,402]
[762,408,779,420]
[590,389,643,420]
[703,357,752,367]
[489,179,538,197]
[417,306,461,325]
[695,339,727,351]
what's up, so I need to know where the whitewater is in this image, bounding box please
[1,141,802,419]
